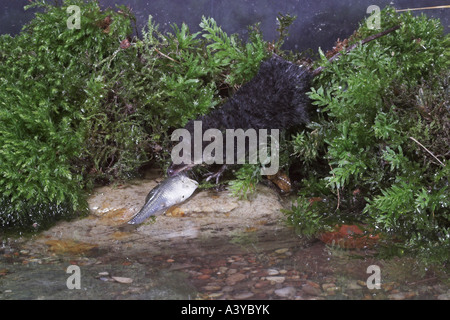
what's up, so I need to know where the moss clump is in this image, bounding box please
[0,0,272,231]
[283,7,449,262]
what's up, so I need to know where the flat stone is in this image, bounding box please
[302,284,322,296]
[266,276,285,284]
[203,285,221,291]
[226,273,246,286]
[233,292,254,299]
[254,280,270,289]
[274,286,296,298]
[267,268,280,275]
[346,280,363,290]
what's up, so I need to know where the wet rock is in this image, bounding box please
[226,273,246,286]
[322,283,339,292]
[208,292,224,299]
[275,248,289,254]
[388,291,417,300]
[302,284,322,296]
[437,290,450,300]
[357,280,367,287]
[254,280,270,289]
[112,276,133,284]
[221,286,234,293]
[306,280,321,289]
[227,268,238,275]
[203,285,221,291]
[267,268,280,275]
[218,267,228,274]
[346,280,363,290]
[382,282,397,292]
[44,239,97,255]
[233,292,254,299]
[274,286,296,298]
[266,276,285,284]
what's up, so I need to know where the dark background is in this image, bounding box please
[0,0,448,51]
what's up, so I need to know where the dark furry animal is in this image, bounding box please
[167,26,400,179]
[168,54,313,177]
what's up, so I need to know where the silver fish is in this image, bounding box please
[128,174,198,225]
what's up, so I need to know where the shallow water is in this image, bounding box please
[1,175,449,300]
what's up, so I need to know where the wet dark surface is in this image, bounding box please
[1,226,449,300]
[1,178,449,300]
[1,0,448,52]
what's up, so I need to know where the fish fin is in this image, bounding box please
[145,188,158,203]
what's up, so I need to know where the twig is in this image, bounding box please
[396,5,450,12]
[154,47,179,64]
[409,136,446,167]
[312,25,400,76]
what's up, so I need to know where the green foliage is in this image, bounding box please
[282,196,332,237]
[228,164,262,200]
[0,0,134,229]
[274,13,297,50]
[285,7,450,262]
[1,1,286,231]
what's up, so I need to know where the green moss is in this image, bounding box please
[0,0,273,231]
[285,7,449,262]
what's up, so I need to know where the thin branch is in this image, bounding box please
[396,5,450,12]
[409,136,446,167]
[312,25,401,76]
[154,48,179,64]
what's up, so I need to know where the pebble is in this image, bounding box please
[306,280,321,289]
[218,266,228,274]
[267,269,279,275]
[227,268,238,275]
[357,280,367,287]
[302,284,322,296]
[112,276,133,284]
[388,292,416,300]
[274,286,296,298]
[382,282,397,292]
[346,280,363,290]
[266,276,285,284]
[233,292,254,299]
[322,283,334,290]
[99,277,111,282]
[437,292,450,300]
[203,285,221,291]
[226,273,246,286]
[254,280,270,289]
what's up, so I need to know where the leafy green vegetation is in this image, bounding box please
[0,0,271,230]
[284,7,449,262]
[1,1,448,264]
